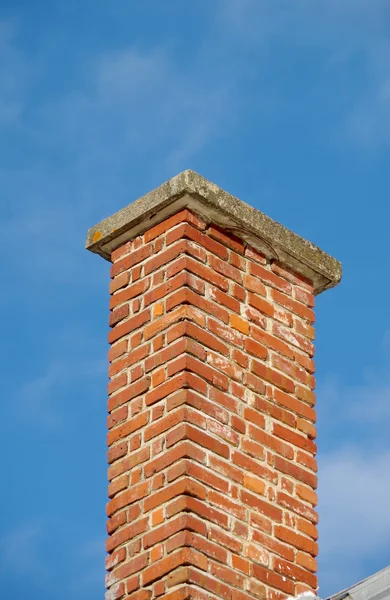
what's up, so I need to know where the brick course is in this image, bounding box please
[105,208,318,600]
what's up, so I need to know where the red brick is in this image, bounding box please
[252,529,294,561]
[209,527,243,554]
[144,210,206,242]
[108,446,150,481]
[107,411,149,446]
[296,450,317,473]
[107,441,127,464]
[144,514,205,549]
[108,344,150,377]
[142,548,207,585]
[272,288,315,323]
[251,361,295,393]
[240,489,283,522]
[143,306,187,340]
[243,473,266,496]
[110,271,130,294]
[106,547,126,571]
[187,567,231,600]
[252,564,294,595]
[209,254,242,284]
[245,245,267,264]
[272,556,317,589]
[108,372,127,395]
[274,455,317,489]
[273,389,316,422]
[276,491,318,524]
[273,423,316,455]
[108,377,150,412]
[245,543,269,566]
[145,373,187,406]
[271,261,313,291]
[244,338,268,360]
[210,561,244,588]
[143,478,206,513]
[294,286,315,308]
[250,324,294,358]
[209,317,245,347]
[110,279,150,310]
[297,551,317,573]
[242,305,267,329]
[274,525,318,556]
[111,240,133,263]
[295,384,316,406]
[111,244,153,278]
[209,489,247,520]
[248,424,294,460]
[106,481,149,517]
[178,256,229,291]
[232,450,277,484]
[108,339,128,363]
[143,240,187,276]
[126,590,152,600]
[106,517,147,552]
[108,309,150,344]
[229,251,246,271]
[175,390,228,425]
[297,518,318,541]
[166,423,230,459]
[297,418,316,439]
[209,285,240,313]
[208,224,245,253]
[106,510,126,535]
[113,551,149,580]
[192,532,228,563]
[166,223,229,260]
[273,322,314,356]
[249,262,292,294]
[229,314,249,335]
[232,554,251,575]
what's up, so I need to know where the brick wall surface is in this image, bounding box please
[105,209,318,600]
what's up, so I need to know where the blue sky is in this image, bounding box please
[1,1,390,598]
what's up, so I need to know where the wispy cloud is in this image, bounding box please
[0,22,237,285]
[14,357,106,427]
[0,520,49,582]
[45,44,233,172]
[216,0,390,148]
[317,333,390,595]
[0,520,105,595]
[318,447,390,595]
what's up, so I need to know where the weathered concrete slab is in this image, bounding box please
[86,170,342,294]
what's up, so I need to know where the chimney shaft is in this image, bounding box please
[86,171,341,600]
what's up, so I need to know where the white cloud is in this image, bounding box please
[318,332,390,435]
[0,520,105,594]
[317,333,390,595]
[0,26,237,285]
[15,358,106,427]
[40,44,233,173]
[318,447,390,595]
[216,0,390,148]
[0,520,49,582]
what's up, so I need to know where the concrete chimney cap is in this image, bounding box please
[86,169,342,295]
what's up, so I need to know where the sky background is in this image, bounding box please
[1,1,390,598]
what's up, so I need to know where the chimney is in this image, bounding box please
[86,171,341,600]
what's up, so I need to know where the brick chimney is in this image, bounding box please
[86,171,341,600]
